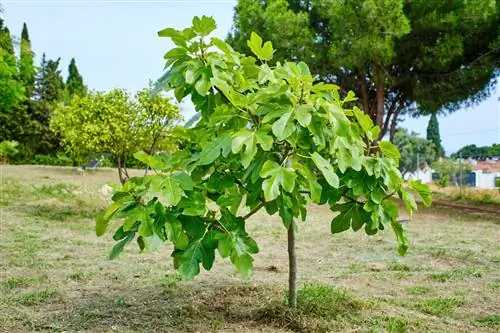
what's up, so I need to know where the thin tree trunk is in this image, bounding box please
[375,82,385,129]
[288,220,297,308]
[117,155,126,185]
[389,108,401,142]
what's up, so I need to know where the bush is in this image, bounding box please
[0,140,19,163]
[33,152,74,166]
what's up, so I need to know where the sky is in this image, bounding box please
[2,0,499,154]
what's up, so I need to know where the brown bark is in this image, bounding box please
[117,154,127,185]
[288,220,297,308]
[357,73,370,115]
[375,81,385,129]
[389,108,402,142]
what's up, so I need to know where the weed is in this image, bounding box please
[475,314,500,327]
[19,289,55,305]
[405,285,432,295]
[427,267,481,282]
[386,316,409,333]
[418,297,463,316]
[33,183,76,200]
[68,270,86,281]
[2,276,36,289]
[295,283,364,318]
[158,273,181,293]
[387,262,411,272]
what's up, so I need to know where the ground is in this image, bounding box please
[0,165,499,333]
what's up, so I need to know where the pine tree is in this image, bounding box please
[0,22,14,55]
[19,22,35,98]
[66,58,85,96]
[426,114,444,157]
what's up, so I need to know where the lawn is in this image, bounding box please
[1,165,499,332]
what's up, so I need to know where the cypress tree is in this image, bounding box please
[426,114,444,157]
[66,58,85,96]
[19,22,35,97]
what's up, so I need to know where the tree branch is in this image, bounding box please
[243,200,273,220]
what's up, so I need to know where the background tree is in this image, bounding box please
[96,17,431,308]
[452,144,500,159]
[19,22,35,98]
[66,58,85,97]
[51,88,182,183]
[228,0,500,141]
[426,114,444,157]
[393,128,436,177]
[432,158,472,187]
[30,53,66,154]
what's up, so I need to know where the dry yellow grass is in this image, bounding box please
[1,165,499,332]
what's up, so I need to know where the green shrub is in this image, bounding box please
[33,152,74,166]
[0,140,19,163]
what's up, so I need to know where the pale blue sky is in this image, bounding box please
[3,0,499,154]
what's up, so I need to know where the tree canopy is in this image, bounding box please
[452,144,500,159]
[228,0,500,141]
[96,17,432,306]
[394,128,436,177]
[51,88,182,183]
[66,58,85,97]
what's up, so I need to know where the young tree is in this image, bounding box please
[51,88,182,183]
[426,114,444,157]
[19,22,35,98]
[228,0,500,141]
[393,128,436,177]
[96,17,431,307]
[66,58,85,97]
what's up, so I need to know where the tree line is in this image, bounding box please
[0,16,86,162]
[0,9,182,172]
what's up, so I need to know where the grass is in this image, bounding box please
[427,266,482,282]
[0,164,499,333]
[417,296,463,316]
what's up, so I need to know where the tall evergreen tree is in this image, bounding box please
[426,114,444,157]
[19,22,35,98]
[0,21,14,55]
[66,58,85,96]
[31,53,65,153]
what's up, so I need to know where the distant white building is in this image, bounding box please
[405,159,500,189]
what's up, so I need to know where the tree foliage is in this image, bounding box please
[96,17,431,289]
[228,0,500,141]
[426,114,444,157]
[432,158,472,187]
[19,23,35,98]
[452,144,500,159]
[66,58,85,97]
[394,128,436,177]
[51,87,182,182]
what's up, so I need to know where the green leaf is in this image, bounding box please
[192,15,217,36]
[231,130,257,168]
[255,129,273,151]
[294,105,313,127]
[96,201,122,236]
[400,189,418,214]
[165,214,189,250]
[331,203,368,233]
[150,176,185,206]
[246,32,274,61]
[194,76,211,96]
[272,112,294,141]
[211,37,234,54]
[311,152,339,188]
[231,253,254,277]
[379,141,401,163]
[391,220,408,256]
[109,232,134,260]
[142,234,164,252]
[164,47,188,60]
[409,180,432,207]
[134,151,165,169]
[259,161,297,201]
[353,107,373,134]
[198,134,232,165]
[178,241,203,280]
